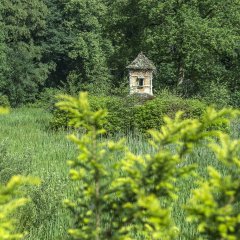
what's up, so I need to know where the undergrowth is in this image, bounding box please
[1,106,240,239]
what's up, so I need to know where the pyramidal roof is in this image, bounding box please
[127,52,156,70]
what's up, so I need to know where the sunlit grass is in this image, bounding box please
[0,108,238,239]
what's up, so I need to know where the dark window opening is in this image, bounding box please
[138,78,144,87]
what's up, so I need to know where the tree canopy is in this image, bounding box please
[1,0,240,105]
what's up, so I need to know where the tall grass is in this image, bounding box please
[0,108,75,239]
[0,108,239,239]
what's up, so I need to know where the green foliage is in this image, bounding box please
[0,94,10,107]
[57,92,239,239]
[0,17,7,89]
[0,0,50,106]
[186,132,240,239]
[51,92,206,134]
[34,88,64,110]
[0,176,40,240]
[51,95,135,131]
[0,108,74,239]
[0,107,9,115]
[63,0,113,94]
[106,0,240,95]
[134,94,206,133]
[1,0,240,102]
[57,92,178,239]
[90,95,137,133]
[203,82,231,109]
[0,108,40,239]
[230,90,240,108]
[1,106,240,239]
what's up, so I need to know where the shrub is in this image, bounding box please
[133,94,206,133]
[50,95,137,132]
[186,133,240,239]
[57,92,240,239]
[35,88,64,110]
[0,94,10,107]
[0,106,9,114]
[50,93,206,134]
[230,90,240,108]
[90,95,138,133]
[203,82,231,109]
[0,176,40,239]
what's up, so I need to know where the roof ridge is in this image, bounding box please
[126,52,156,70]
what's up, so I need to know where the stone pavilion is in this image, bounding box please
[127,52,156,95]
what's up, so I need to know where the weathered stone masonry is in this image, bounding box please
[127,52,156,96]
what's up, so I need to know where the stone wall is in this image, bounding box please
[129,70,153,95]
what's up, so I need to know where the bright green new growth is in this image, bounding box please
[0,108,40,240]
[186,132,240,240]
[57,93,240,239]
[0,176,40,240]
[0,107,9,115]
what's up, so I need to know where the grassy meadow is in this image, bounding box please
[0,107,239,239]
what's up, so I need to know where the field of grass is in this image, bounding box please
[0,107,239,239]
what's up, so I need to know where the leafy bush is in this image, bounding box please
[203,82,231,109]
[50,92,206,134]
[57,92,240,239]
[0,176,40,239]
[134,96,206,133]
[0,106,9,115]
[50,94,136,132]
[31,88,64,110]
[230,90,240,108]
[0,94,10,107]
[186,133,240,239]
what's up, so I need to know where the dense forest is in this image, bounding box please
[1,0,240,106]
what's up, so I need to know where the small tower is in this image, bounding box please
[127,52,156,95]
